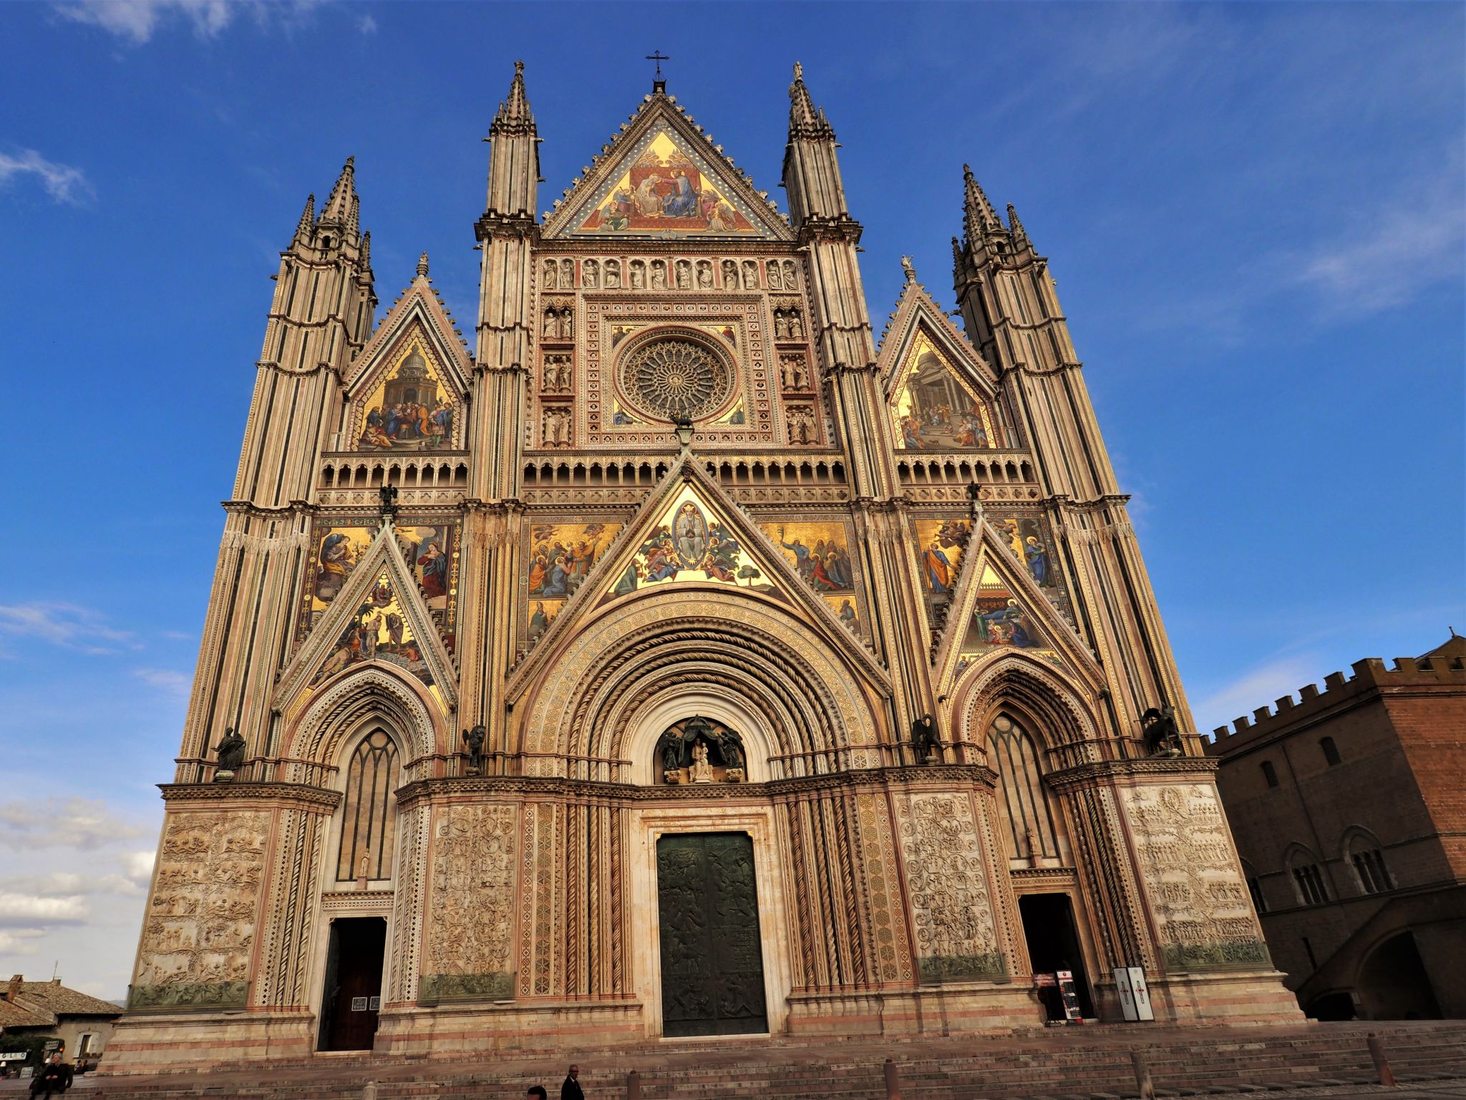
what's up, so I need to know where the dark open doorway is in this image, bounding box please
[318,917,386,1052]
[1019,893,1094,1019]
[1357,931,1442,1020]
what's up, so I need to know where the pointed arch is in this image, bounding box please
[334,727,401,882]
[986,711,1061,864]
[955,652,1098,760]
[517,588,888,781]
[282,664,441,783]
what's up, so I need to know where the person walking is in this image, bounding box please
[526,1088,548,1099]
[560,1063,585,1100]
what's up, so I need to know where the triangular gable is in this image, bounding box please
[877,277,1003,451]
[506,458,886,701]
[341,273,472,452]
[275,521,457,715]
[543,95,792,241]
[931,520,1102,694]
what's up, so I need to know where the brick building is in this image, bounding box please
[1206,634,1466,1019]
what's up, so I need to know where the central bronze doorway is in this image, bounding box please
[656,832,768,1036]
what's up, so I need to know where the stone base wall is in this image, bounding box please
[99,1011,316,1075]
[1148,969,1307,1024]
[786,985,1040,1035]
[373,1001,645,1056]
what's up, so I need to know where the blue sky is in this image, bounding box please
[1,1,1461,998]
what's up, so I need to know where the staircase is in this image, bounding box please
[88,1021,1466,1099]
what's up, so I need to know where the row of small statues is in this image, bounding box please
[541,257,800,293]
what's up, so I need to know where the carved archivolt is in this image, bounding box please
[956,655,1097,753]
[895,793,1001,982]
[285,666,440,782]
[520,589,883,776]
[131,810,269,1008]
[1121,782,1267,970]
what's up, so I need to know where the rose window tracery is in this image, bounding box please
[618,335,735,422]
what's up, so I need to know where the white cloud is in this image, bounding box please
[0,929,46,955]
[357,11,376,34]
[133,667,191,697]
[0,149,92,205]
[0,893,88,925]
[53,0,326,44]
[0,798,143,851]
[1295,169,1466,315]
[0,602,138,654]
[1195,653,1322,737]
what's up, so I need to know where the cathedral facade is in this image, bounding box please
[107,64,1298,1072]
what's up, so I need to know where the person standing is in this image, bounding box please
[526,1088,548,1099]
[560,1063,585,1100]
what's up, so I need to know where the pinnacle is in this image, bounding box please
[788,60,834,139]
[292,193,316,246]
[359,230,372,270]
[417,251,430,278]
[320,156,360,231]
[1006,202,1028,243]
[494,58,535,130]
[962,164,1003,240]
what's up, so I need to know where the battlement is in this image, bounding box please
[1206,644,1466,751]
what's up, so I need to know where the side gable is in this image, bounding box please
[877,270,1006,453]
[339,266,472,453]
[275,521,458,716]
[542,93,793,241]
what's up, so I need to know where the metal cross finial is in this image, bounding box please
[646,50,669,82]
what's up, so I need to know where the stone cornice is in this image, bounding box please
[159,781,342,812]
[1044,755,1217,792]
[395,763,997,808]
[475,213,540,242]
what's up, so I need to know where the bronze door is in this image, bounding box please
[656,832,768,1036]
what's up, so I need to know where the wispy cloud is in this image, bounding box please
[0,602,138,655]
[0,929,46,955]
[1194,652,1323,736]
[0,893,88,926]
[53,0,328,44]
[357,11,376,34]
[133,667,191,697]
[0,149,92,205]
[0,798,144,851]
[1293,164,1466,316]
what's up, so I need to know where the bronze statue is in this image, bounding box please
[717,730,744,771]
[378,484,399,518]
[1140,704,1181,756]
[214,727,246,779]
[658,730,684,779]
[911,714,940,763]
[462,724,486,775]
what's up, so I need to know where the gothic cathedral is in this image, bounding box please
[109,63,1298,1072]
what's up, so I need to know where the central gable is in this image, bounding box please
[544,96,792,241]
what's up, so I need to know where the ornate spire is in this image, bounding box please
[962,163,1003,242]
[1006,202,1029,246]
[291,193,315,247]
[788,60,834,140]
[416,251,429,278]
[493,59,535,134]
[319,156,359,231]
[359,230,372,270]
[951,235,965,283]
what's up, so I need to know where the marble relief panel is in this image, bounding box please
[129,811,270,1010]
[1121,783,1269,970]
[420,803,518,1003]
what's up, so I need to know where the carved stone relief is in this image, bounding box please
[129,810,269,1010]
[855,793,914,983]
[895,793,1002,982]
[1122,783,1268,970]
[420,803,517,1003]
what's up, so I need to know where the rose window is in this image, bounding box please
[618,336,735,422]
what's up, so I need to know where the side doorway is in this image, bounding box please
[318,917,387,1051]
[1019,893,1095,1020]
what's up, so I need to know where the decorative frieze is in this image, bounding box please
[420,803,518,1003]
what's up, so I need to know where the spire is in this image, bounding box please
[1006,202,1029,246]
[319,156,359,232]
[416,251,429,278]
[788,61,835,140]
[291,193,315,247]
[493,59,535,134]
[359,230,372,271]
[952,235,965,285]
[962,164,1003,242]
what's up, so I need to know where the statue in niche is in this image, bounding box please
[214,727,246,780]
[787,406,814,445]
[696,260,713,289]
[1141,704,1182,757]
[741,260,758,289]
[782,259,797,287]
[630,261,645,289]
[583,259,599,288]
[651,260,667,289]
[560,258,574,287]
[675,259,691,289]
[605,259,621,288]
[657,716,746,784]
[767,261,783,290]
[911,713,940,764]
[722,259,738,289]
[542,258,557,289]
[788,308,805,339]
[462,725,486,776]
